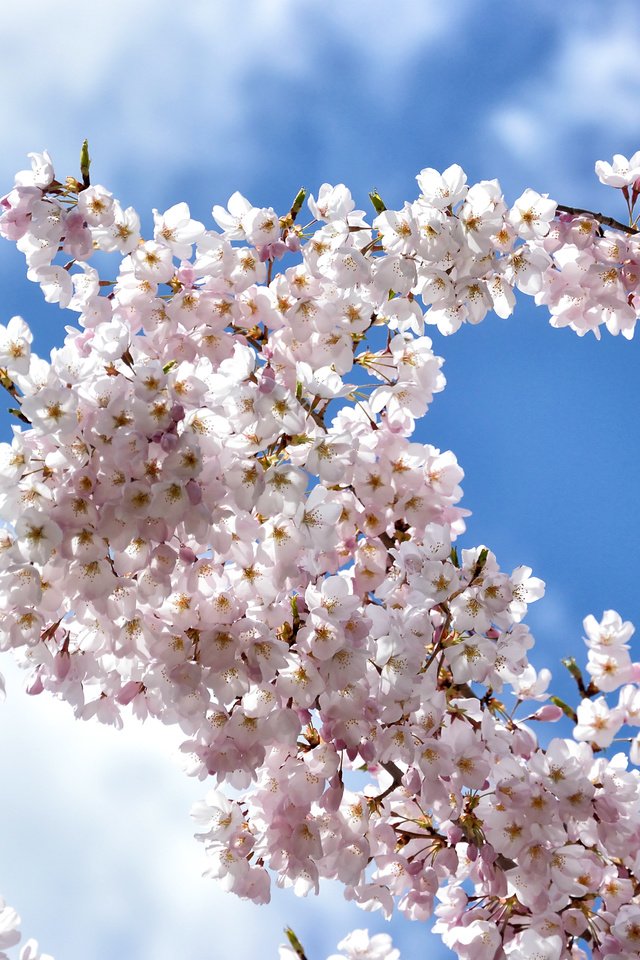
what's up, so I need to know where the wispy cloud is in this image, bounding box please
[0,659,366,960]
[489,5,640,197]
[0,0,470,195]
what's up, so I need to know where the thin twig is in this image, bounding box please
[556,204,638,235]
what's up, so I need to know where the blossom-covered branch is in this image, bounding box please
[1,146,640,960]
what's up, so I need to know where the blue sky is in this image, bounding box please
[1,1,640,958]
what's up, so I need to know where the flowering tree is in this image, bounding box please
[1,144,640,960]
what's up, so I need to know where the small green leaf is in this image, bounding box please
[8,407,30,424]
[562,656,584,684]
[550,696,577,723]
[290,188,307,221]
[285,927,308,960]
[369,190,387,214]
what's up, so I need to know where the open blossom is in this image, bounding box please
[583,609,635,649]
[0,899,20,956]
[0,316,32,376]
[327,930,400,960]
[595,151,640,187]
[508,188,557,239]
[574,695,624,748]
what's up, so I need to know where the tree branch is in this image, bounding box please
[556,204,638,235]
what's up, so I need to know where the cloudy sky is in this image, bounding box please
[1,1,640,958]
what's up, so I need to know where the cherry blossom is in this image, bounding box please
[0,146,639,960]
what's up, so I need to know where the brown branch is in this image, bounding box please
[370,760,406,806]
[556,204,638,235]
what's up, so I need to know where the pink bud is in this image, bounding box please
[320,775,344,812]
[258,366,276,394]
[53,650,71,681]
[359,739,376,763]
[403,768,421,794]
[511,724,538,758]
[177,261,195,287]
[26,671,44,695]
[116,680,144,705]
[186,479,202,505]
[160,431,179,452]
[179,545,198,563]
[444,824,463,844]
[527,704,564,723]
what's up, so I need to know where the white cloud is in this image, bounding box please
[489,8,640,195]
[0,0,469,194]
[0,659,363,960]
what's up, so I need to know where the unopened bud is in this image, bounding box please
[527,704,564,723]
[80,139,91,187]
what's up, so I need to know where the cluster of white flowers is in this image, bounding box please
[0,899,50,960]
[0,148,639,960]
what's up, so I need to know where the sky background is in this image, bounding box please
[1,1,640,958]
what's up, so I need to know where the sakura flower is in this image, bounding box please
[26,265,73,307]
[510,665,552,701]
[240,206,281,248]
[611,904,640,952]
[308,184,356,222]
[574,695,624,748]
[450,920,501,960]
[0,316,32,375]
[586,646,634,692]
[595,151,640,188]
[131,240,175,282]
[508,188,557,239]
[583,609,634,650]
[211,191,252,238]
[416,163,468,209]
[19,940,55,960]
[328,929,400,960]
[0,898,21,954]
[14,150,54,189]
[509,565,545,621]
[504,929,562,960]
[93,201,141,254]
[76,184,115,227]
[153,202,205,258]
[15,509,62,564]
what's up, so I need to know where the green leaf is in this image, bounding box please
[550,696,577,723]
[290,188,307,222]
[8,407,30,425]
[284,927,309,960]
[369,190,387,214]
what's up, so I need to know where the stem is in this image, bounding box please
[371,760,406,805]
[556,204,638,235]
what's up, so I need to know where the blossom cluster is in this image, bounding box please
[279,928,399,960]
[0,149,639,960]
[0,898,51,960]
